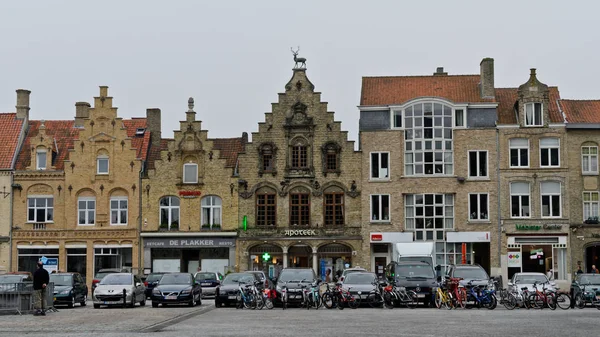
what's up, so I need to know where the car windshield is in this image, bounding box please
[50,275,72,286]
[344,273,376,284]
[578,274,600,285]
[160,274,191,285]
[100,274,132,285]
[279,269,315,283]
[222,274,255,285]
[0,275,23,283]
[514,274,548,284]
[397,265,435,278]
[249,272,265,281]
[146,274,164,282]
[95,271,117,279]
[453,267,489,280]
[196,273,217,281]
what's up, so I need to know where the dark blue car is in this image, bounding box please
[144,273,166,297]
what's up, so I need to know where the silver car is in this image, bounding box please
[508,272,557,294]
[194,272,223,298]
[93,273,146,308]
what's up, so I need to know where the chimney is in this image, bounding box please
[16,89,31,120]
[480,58,495,98]
[74,102,91,128]
[242,132,248,145]
[433,67,447,76]
[146,108,162,147]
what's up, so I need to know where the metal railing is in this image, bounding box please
[0,282,56,315]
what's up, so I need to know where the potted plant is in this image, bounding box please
[585,216,599,224]
[211,223,221,230]
[201,223,211,230]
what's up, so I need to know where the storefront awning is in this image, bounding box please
[446,232,490,243]
[370,232,413,243]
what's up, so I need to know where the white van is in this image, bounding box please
[395,242,435,266]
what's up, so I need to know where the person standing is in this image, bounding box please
[592,265,599,274]
[33,261,50,316]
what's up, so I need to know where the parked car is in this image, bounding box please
[215,273,260,307]
[338,267,367,282]
[5,271,33,281]
[571,273,600,306]
[245,271,272,289]
[386,261,436,305]
[340,272,377,301]
[508,272,556,293]
[144,272,166,297]
[445,264,491,288]
[194,271,223,298]
[274,268,318,305]
[92,268,127,293]
[151,273,201,307]
[0,274,32,292]
[92,273,146,308]
[50,272,88,308]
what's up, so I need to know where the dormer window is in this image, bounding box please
[525,102,543,126]
[135,128,145,136]
[183,162,198,184]
[97,155,109,175]
[36,149,47,170]
[262,146,274,172]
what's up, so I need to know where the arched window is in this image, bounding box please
[582,144,598,174]
[159,196,180,230]
[289,187,310,227]
[201,196,222,229]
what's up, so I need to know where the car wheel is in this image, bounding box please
[188,297,195,307]
[129,297,135,308]
[152,302,159,308]
[140,297,146,306]
[93,304,100,309]
[215,299,221,307]
[80,295,87,306]
[68,297,75,308]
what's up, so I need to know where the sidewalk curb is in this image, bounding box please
[138,304,215,333]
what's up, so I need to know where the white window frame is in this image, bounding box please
[509,138,529,168]
[524,102,543,127]
[510,182,530,218]
[96,155,109,175]
[370,194,390,223]
[468,193,489,221]
[541,181,561,218]
[454,109,466,128]
[77,197,96,226]
[583,191,599,223]
[27,196,54,223]
[36,149,47,170]
[370,152,390,180]
[110,197,128,225]
[468,150,488,179]
[539,138,560,168]
[405,194,454,241]
[183,163,198,184]
[582,146,599,175]
[159,196,180,230]
[391,110,402,129]
[201,196,222,228]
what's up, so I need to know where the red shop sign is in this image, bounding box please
[371,234,383,241]
[178,190,202,197]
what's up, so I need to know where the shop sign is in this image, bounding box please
[144,238,235,248]
[446,232,490,243]
[515,224,541,231]
[178,190,202,198]
[284,229,317,236]
[369,232,413,243]
[543,224,562,230]
[508,252,521,268]
[371,234,383,241]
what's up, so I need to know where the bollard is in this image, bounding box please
[123,289,127,308]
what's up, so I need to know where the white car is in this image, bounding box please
[508,272,557,294]
[93,273,146,308]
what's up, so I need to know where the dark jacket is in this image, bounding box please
[33,267,50,290]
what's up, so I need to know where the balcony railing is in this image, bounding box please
[32,223,47,230]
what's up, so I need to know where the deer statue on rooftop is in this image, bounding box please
[291,46,306,69]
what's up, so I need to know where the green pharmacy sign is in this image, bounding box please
[516,224,541,231]
[262,252,271,262]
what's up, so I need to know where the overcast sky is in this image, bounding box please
[1,0,599,145]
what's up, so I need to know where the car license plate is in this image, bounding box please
[104,301,121,305]
[166,295,177,300]
[201,283,211,286]
[228,295,236,299]
[417,294,425,298]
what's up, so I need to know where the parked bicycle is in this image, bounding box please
[465,280,497,310]
[298,279,322,310]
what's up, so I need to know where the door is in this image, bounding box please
[153,259,181,273]
[374,257,387,279]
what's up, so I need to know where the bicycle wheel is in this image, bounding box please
[312,292,321,309]
[434,291,443,309]
[282,292,287,310]
[547,294,557,310]
[383,292,394,309]
[264,298,274,310]
[485,294,497,310]
[255,294,265,310]
[529,294,543,309]
[347,294,360,309]
[554,293,571,310]
[574,293,585,309]
[405,291,419,309]
[367,293,384,308]
[321,293,335,309]
[503,292,517,310]
[456,288,467,309]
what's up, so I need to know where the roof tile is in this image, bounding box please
[212,137,245,168]
[496,87,562,124]
[0,113,24,169]
[558,100,600,124]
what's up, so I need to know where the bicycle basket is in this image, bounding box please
[384,285,393,292]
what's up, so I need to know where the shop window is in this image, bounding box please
[201,196,222,229]
[256,191,276,227]
[78,197,96,225]
[159,196,180,230]
[583,192,599,223]
[36,149,47,170]
[468,151,487,178]
[324,192,344,226]
[435,242,471,268]
[370,152,389,180]
[290,193,310,226]
[405,194,454,241]
[525,102,543,126]
[541,181,561,218]
[110,197,128,225]
[18,248,58,273]
[469,193,488,221]
[97,155,109,174]
[510,138,529,168]
[540,138,560,167]
[510,182,530,218]
[371,194,390,222]
[582,146,598,174]
[183,163,198,184]
[94,247,132,274]
[27,196,54,223]
[67,248,87,278]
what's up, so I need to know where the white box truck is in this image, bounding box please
[394,242,435,266]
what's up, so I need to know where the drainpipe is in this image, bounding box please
[138,160,145,276]
[496,128,502,272]
[8,172,14,271]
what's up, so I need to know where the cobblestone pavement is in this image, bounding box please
[2,304,599,337]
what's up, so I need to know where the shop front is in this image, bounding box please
[445,231,492,274]
[141,233,237,275]
[505,231,569,282]
[238,227,363,281]
[369,232,413,279]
